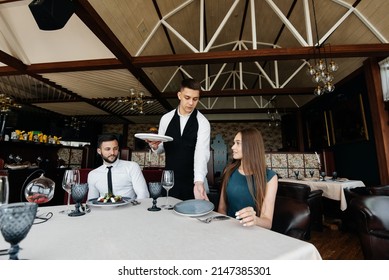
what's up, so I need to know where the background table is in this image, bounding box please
[279,178,365,210]
[0,198,321,260]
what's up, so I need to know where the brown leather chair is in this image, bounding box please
[350,196,389,259]
[343,185,389,231]
[277,181,324,239]
[271,196,310,240]
[369,185,389,196]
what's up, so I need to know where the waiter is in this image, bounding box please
[148,78,210,201]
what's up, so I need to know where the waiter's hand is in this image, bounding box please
[146,140,161,150]
[194,181,209,200]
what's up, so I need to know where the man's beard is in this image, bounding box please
[102,154,118,164]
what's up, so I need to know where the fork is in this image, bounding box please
[196,215,230,223]
[131,200,140,206]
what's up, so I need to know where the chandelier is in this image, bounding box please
[306,0,339,96]
[64,117,86,131]
[118,87,153,114]
[267,100,281,127]
[0,93,21,113]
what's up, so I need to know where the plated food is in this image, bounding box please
[97,193,123,203]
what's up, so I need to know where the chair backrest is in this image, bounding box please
[350,196,389,259]
[277,181,311,201]
[271,196,310,240]
[142,169,163,185]
[369,185,389,196]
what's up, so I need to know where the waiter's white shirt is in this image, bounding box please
[155,108,210,185]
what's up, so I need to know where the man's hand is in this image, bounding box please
[193,181,209,200]
[146,140,162,150]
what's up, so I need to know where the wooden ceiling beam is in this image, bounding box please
[132,44,389,67]
[162,87,314,98]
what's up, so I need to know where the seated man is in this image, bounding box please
[87,134,149,200]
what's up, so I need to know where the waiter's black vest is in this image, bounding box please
[164,109,199,200]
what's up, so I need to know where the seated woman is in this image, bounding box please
[217,128,278,229]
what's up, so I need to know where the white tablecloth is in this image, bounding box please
[0,198,321,260]
[278,178,365,210]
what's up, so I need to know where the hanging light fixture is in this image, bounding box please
[64,117,86,131]
[306,0,339,96]
[267,99,281,127]
[0,93,21,113]
[117,84,153,114]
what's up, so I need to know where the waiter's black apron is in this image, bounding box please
[164,109,198,200]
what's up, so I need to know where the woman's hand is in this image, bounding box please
[235,207,257,227]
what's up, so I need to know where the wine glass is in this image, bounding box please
[320,171,326,181]
[332,171,338,181]
[0,202,38,259]
[0,175,9,206]
[148,182,162,211]
[161,170,174,210]
[68,183,88,217]
[294,170,300,180]
[309,170,315,178]
[60,169,80,214]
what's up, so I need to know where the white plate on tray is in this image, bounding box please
[173,199,214,217]
[134,133,173,142]
[87,197,133,208]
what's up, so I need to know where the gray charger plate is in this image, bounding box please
[173,199,214,217]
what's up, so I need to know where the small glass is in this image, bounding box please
[320,171,326,181]
[148,182,162,211]
[0,202,38,260]
[68,183,88,217]
[309,170,315,178]
[0,175,9,206]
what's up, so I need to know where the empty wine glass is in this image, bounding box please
[148,182,162,211]
[320,171,326,181]
[161,170,174,210]
[0,202,38,260]
[0,175,9,206]
[68,183,88,217]
[332,171,338,180]
[60,169,80,214]
[309,170,315,178]
[294,170,300,179]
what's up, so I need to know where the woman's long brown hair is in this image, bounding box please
[220,127,267,215]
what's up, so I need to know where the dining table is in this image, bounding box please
[0,197,321,260]
[278,177,365,210]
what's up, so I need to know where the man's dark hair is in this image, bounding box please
[181,78,201,91]
[97,134,119,148]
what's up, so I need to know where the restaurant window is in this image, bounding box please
[379,57,389,102]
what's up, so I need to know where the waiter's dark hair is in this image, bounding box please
[180,78,201,91]
[97,134,119,148]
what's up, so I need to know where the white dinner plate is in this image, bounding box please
[86,197,133,208]
[173,199,214,217]
[134,133,173,142]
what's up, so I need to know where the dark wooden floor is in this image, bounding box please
[308,226,364,260]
